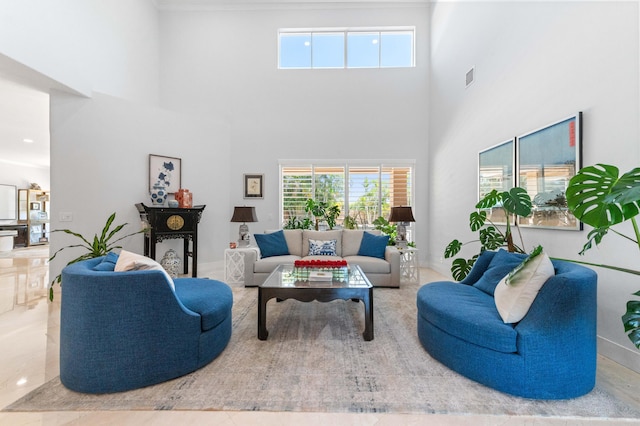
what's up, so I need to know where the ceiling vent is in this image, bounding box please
[466,66,475,88]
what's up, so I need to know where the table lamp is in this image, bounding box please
[388,206,415,248]
[230,206,258,247]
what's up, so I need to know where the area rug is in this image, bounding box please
[5,282,640,418]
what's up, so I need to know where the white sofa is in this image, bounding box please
[244,229,401,287]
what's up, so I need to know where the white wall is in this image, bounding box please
[0,0,160,102]
[49,91,230,276]
[428,1,640,370]
[159,5,430,247]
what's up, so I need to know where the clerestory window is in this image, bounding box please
[278,27,415,69]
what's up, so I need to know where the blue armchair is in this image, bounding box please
[417,250,597,399]
[60,256,233,394]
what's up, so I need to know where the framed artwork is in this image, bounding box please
[517,112,582,230]
[478,139,515,224]
[244,174,264,199]
[149,154,182,194]
[30,202,40,211]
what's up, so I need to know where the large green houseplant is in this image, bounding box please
[48,212,144,301]
[304,199,341,230]
[444,188,532,281]
[565,164,640,349]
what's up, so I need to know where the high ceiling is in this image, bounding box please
[0,78,49,169]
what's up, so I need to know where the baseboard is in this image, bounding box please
[598,336,640,373]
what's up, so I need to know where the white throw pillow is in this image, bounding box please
[494,251,554,323]
[115,250,175,291]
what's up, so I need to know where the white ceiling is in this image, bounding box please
[0,78,49,169]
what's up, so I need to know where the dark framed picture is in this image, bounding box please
[517,112,582,230]
[30,202,40,211]
[478,138,515,224]
[149,154,182,194]
[244,174,264,199]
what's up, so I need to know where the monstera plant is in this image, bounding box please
[444,187,533,281]
[565,164,640,349]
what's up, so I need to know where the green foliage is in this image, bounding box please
[444,188,532,281]
[283,216,312,230]
[565,164,640,349]
[48,213,145,301]
[343,215,359,230]
[304,199,341,230]
[372,216,398,245]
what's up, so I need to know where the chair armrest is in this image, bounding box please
[243,248,258,286]
[385,246,401,285]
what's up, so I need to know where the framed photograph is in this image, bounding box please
[244,174,264,199]
[517,112,582,230]
[30,202,40,211]
[149,154,182,194]
[478,139,515,224]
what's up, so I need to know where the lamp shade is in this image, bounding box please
[230,206,258,223]
[388,206,415,223]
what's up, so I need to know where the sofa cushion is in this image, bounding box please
[344,255,391,274]
[494,251,555,323]
[254,255,302,273]
[174,278,233,332]
[303,230,342,257]
[92,252,119,271]
[357,231,389,259]
[115,250,175,291]
[417,282,518,353]
[473,249,526,296]
[255,230,290,258]
[308,239,337,256]
[341,230,382,256]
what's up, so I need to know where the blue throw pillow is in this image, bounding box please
[92,251,119,271]
[357,232,389,259]
[255,230,290,258]
[472,249,527,296]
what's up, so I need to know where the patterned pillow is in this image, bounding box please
[308,239,337,256]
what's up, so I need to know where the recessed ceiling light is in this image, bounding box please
[23,138,34,143]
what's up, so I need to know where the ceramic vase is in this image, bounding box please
[150,183,167,206]
[160,249,182,278]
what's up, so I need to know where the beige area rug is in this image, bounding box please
[5,282,640,417]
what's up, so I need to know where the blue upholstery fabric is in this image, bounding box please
[417,282,517,353]
[472,249,526,296]
[92,251,119,271]
[255,230,290,258]
[174,278,233,331]
[357,231,390,259]
[60,257,233,394]
[417,252,597,399]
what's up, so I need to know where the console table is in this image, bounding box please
[136,204,205,277]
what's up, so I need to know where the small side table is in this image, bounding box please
[399,247,420,284]
[224,247,259,285]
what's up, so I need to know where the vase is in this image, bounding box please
[160,249,182,278]
[150,183,168,206]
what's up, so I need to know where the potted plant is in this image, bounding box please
[444,187,532,280]
[565,163,640,349]
[48,212,145,301]
[373,216,398,245]
[304,199,341,230]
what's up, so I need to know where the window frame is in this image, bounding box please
[279,160,415,234]
[278,26,416,70]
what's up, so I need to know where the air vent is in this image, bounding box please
[466,66,475,88]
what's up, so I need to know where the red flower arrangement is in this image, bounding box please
[294,259,348,269]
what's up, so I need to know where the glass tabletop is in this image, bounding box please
[260,264,372,289]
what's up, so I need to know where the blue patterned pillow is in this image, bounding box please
[308,239,337,256]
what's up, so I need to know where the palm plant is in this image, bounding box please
[48,212,145,301]
[565,164,640,349]
[444,187,532,281]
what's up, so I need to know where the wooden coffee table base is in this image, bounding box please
[258,286,374,341]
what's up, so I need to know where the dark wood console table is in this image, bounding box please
[136,203,205,277]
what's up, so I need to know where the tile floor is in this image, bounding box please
[0,246,639,425]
